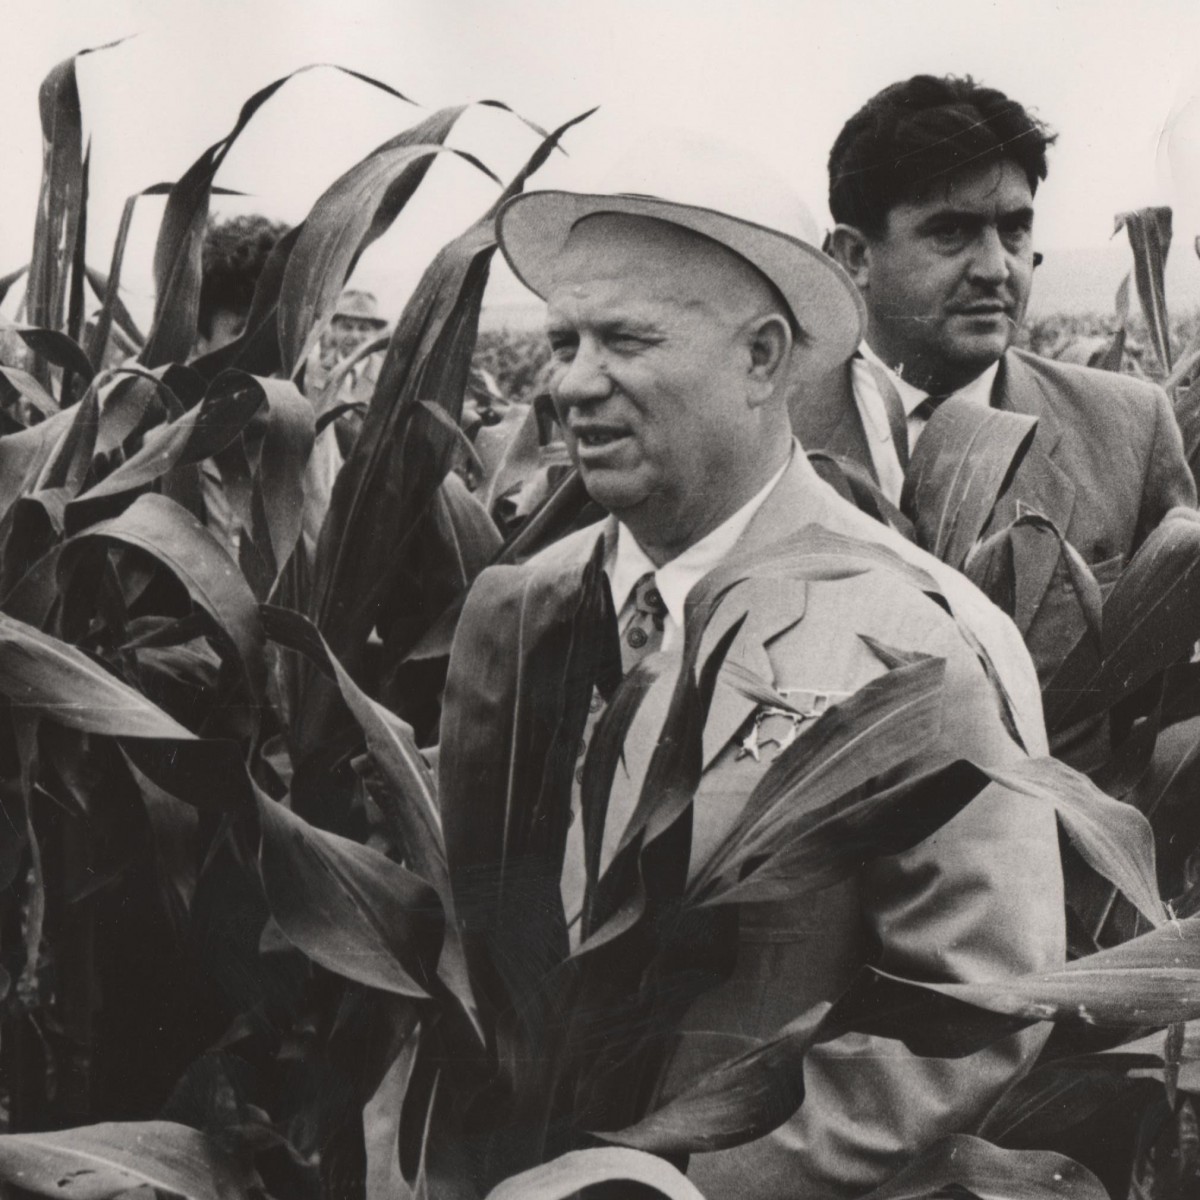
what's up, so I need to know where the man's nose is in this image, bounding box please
[553,342,612,407]
[967,227,1011,286]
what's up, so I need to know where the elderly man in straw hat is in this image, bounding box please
[463,136,1065,1197]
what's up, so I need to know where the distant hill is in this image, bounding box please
[480,243,1200,331]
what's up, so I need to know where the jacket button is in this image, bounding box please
[627,626,648,649]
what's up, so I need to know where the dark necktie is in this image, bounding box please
[867,359,951,471]
[912,392,952,424]
[620,571,668,673]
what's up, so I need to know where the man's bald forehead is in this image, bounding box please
[551,213,784,318]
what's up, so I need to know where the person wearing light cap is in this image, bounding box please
[447,134,1064,1197]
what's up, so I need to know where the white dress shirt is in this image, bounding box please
[850,342,999,504]
[605,449,793,653]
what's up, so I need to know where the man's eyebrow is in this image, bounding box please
[998,205,1036,224]
[545,312,665,337]
[916,204,1034,230]
[597,315,663,336]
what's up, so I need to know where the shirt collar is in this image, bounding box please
[606,445,793,629]
[859,340,1000,416]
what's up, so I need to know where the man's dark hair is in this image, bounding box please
[828,74,1057,236]
[197,214,289,337]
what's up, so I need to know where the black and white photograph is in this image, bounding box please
[1,2,1200,1197]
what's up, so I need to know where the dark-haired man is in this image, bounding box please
[797,74,1195,768]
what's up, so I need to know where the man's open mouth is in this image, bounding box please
[954,303,1010,316]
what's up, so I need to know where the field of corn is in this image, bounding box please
[5,42,1200,1200]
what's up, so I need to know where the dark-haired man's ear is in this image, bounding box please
[746,313,792,407]
[827,225,871,289]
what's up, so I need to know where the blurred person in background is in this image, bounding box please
[193,213,288,357]
[306,287,389,401]
[801,73,1196,770]
[305,287,391,460]
[193,214,288,551]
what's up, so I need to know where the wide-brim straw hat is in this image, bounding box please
[496,131,864,378]
[333,288,389,328]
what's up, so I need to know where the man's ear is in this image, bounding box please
[827,224,872,289]
[746,313,792,407]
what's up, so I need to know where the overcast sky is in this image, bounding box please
[6,0,1200,323]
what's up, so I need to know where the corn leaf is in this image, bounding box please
[1094,273,1132,374]
[965,509,1101,648]
[807,450,915,541]
[578,656,658,933]
[0,265,28,306]
[375,469,503,706]
[277,107,503,375]
[483,1148,705,1200]
[68,369,268,510]
[34,380,98,496]
[64,142,90,365]
[0,611,194,739]
[901,397,1038,568]
[988,756,1167,928]
[401,470,598,666]
[26,47,97,350]
[221,378,315,600]
[1115,206,1173,373]
[0,1120,254,1200]
[582,609,745,951]
[0,367,59,419]
[870,914,1200,1030]
[14,715,45,1010]
[256,788,442,1000]
[263,601,479,1030]
[687,654,953,907]
[0,490,70,610]
[859,1134,1107,1200]
[141,64,414,366]
[975,1061,1149,1146]
[5,323,96,387]
[59,493,266,703]
[1043,507,1200,730]
[260,603,445,892]
[84,187,162,366]
[601,1008,826,1154]
[600,950,1124,1159]
[439,535,610,1022]
[301,108,593,718]
[1173,370,1200,495]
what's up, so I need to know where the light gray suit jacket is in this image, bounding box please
[528,449,1064,1199]
[792,348,1196,692]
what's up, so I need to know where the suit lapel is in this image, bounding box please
[700,577,807,768]
[990,351,1078,622]
[792,361,878,481]
[696,457,823,768]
